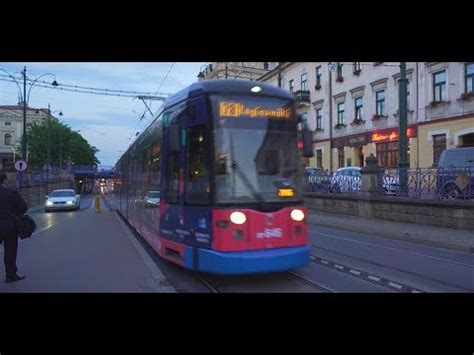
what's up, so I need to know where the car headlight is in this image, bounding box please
[66,201,74,205]
[46,201,53,206]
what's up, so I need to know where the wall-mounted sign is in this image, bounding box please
[370,125,417,143]
[333,133,368,148]
[219,102,292,119]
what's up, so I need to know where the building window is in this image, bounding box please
[433,70,447,102]
[4,133,12,146]
[316,108,323,130]
[316,149,323,168]
[300,112,308,130]
[5,121,11,126]
[375,90,385,116]
[353,62,362,73]
[337,102,345,125]
[338,148,345,168]
[337,62,343,79]
[432,134,446,166]
[376,141,399,168]
[316,66,322,87]
[354,97,363,120]
[289,79,294,93]
[465,62,474,94]
[301,73,308,91]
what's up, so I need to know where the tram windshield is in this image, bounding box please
[211,95,302,205]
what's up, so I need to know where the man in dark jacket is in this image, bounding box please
[0,172,28,283]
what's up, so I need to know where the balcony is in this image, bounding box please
[294,90,311,106]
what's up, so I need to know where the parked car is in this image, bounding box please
[436,147,474,199]
[304,167,331,192]
[330,167,362,193]
[330,167,399,195]
[45,189,81,212]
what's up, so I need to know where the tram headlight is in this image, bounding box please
[230,211,246,225]
[290,209,305,222]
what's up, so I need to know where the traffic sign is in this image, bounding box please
[14,159,28,172]
[328,63,337,72]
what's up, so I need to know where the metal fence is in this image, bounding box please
[304,167,474,201]
[380,167,474,200]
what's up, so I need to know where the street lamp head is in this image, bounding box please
[51,80,59,86]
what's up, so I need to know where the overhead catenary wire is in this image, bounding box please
[0,73,171,97]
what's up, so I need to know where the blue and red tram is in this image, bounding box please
[114,80,314,274]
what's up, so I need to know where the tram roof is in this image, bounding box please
[163,79,295,109]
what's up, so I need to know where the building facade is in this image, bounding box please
[0,105,52,170]
[259,62,474,171]
[197,62,277,81]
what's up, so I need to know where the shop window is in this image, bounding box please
[338,148,345,168]
[316,149,323,168]
[433,134,446,166]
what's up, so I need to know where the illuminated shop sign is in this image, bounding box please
[371,127,417,143]
[219,102,292,119]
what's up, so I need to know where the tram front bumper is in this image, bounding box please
[183,245,310,275]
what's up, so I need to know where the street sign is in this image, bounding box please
[328,63,337,72]
[14,159,28,172]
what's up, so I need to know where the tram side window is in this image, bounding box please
[186,124,210,205]
[166,153,179,204]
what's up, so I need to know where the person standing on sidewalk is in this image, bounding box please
[0,172,28,283]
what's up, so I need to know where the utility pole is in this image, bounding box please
[47,104,52,187]
[22,66,27,161]
[278,62,282,88]
[398,62,409,196]
[328,65,333,172]
[59,132,63,168]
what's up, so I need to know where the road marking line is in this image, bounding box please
[350,269,361,275]
[412,290,422,293]
[368,275,381,282]
[388,282,403,289]
[334,264,344,270]
[320,260,329,265]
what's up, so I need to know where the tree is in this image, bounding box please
[16,120,100,169]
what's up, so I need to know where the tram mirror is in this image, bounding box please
[302,129,314,158]
[169,124,181,153]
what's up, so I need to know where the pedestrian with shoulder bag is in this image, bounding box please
[0,172,29,283]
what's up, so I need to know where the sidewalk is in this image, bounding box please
[0,197,176,292]
[307,210,474,253]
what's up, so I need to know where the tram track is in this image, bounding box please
[309,242,472,292]
[193,270,333,293]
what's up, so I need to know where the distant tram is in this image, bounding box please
[114,80,314,274]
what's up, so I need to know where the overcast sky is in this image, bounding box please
[0,62,207,167]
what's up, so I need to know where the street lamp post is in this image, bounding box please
[398,62,409,196]
[47,105,63,187]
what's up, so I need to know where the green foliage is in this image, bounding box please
[16,120,100,169]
